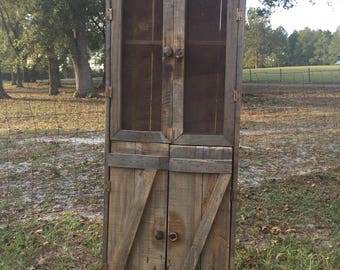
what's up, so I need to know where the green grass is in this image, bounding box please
[1,83,339,269]
[243,65,340,83]
[0,213,102,270]
[236,169,340,269]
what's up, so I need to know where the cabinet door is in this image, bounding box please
[105,0,170,269]
[167,0,240,269]
[172,0,238,147]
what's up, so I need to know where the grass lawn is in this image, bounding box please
[0,83,339,269]
[243,65,340,84]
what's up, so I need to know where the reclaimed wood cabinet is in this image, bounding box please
[103,0,245,269]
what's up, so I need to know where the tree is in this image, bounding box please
[56,0,105,97]
[244,8,272,68]
[23,0,67,95]
[0,1,27,87]
[0,61,10,99]
[328,26,340,63]
[267,26,289,66]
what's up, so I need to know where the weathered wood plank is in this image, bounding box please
[106,153,169,170]
[175,134,232,147]
[112,130,170,143]
[110,0,123,135]
[201,174,231,269]
[161,0,174,140]
[170,145,232,160]
[172,0,186,140]
[169,158,232,174]
[109,170,157,269]
[181,174,231,270]
[230,1,246,268]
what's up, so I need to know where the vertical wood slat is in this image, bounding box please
[223,0,237,143]
[109,170,157,269]
[172,0,186,140]
[103,0,112,266]
[161,0,174,139]
[181,174,231,270]
[110,0,123,135]
[230,0,246,269]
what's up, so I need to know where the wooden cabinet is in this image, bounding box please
[103,0,245,269]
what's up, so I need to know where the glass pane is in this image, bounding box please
[122,0,163,131]
[184,0,227,135]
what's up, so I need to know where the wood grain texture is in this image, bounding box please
[107,153,169,170]
[107,143,168,270]
[110,0,122,135]
[169,158,232,174]
[103,0,112,264]
[110,170,157,269]
[172,0,186,140]
[230,1,246,268]
[161,0,174,139]
[181,174,231,270]
[201,174,231,269]
[174,134,232,147]
[112,130,170,143]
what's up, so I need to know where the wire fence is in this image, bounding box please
[0,78,339,268]
[243,67,340,84]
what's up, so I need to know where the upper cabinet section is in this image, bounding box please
[110,0,240,146]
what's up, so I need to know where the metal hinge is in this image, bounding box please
[106,8,113,21]
[102,263,109,270]
[105,86,112,98]
[236,8,244,21]
[233,90,241,102]
[104,180,111,193]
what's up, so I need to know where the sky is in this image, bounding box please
[246,0,340,34]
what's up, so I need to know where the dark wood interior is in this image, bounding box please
[122,0,163,131]
[184,0,227,135]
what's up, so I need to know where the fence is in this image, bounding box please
[0,80,339,269]
[243,67,340,84]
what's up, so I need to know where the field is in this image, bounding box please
[0,82,339,269]
[243,65,340,84]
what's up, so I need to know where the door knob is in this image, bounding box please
[163,46,173,57]
[168,232,178,242]
[174,48,184,59]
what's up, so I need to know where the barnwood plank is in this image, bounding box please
[109,170,157,269]
[110,0,122,135]
[223,0,237,144]
[112,130,170,143]
[106,153,169,170]
[161,0,174,139]
[201,142,232,269]
[170,145,232,160]
[230,1,246,268]
[175,134,232,147]
[172,0,186,140]
[181,174,231,270]
[169,158,232,174]
[103,0,112,265]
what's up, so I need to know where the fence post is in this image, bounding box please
[249,69,252,82]
[280,68,282,83]
[308,68,311,83]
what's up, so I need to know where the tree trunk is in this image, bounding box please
[67,28,95,98]
[16,66,23,87]
[11,71,16,85]
[48,54,60,95]
[0,65,10,99]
